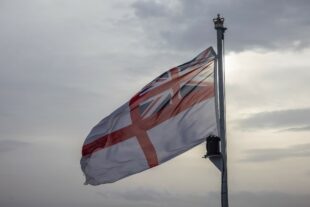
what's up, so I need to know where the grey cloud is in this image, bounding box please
[131,0,310,52]
[280,125,310,132]
[241,143,310,162]
[96,187,175,205]
[132,1,170,18]
[2,188,310,207]
[0,140,30,153]
[227,64,310,111]
[0,80,105,140]
[95,188,310,207]
[238,108,310,131]
[96,188,220,207]
[230,191,310,207]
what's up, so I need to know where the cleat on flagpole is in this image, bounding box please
[203,135,223,172]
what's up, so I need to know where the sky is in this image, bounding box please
[1,0,310,206]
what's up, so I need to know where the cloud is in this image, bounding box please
[0,140,30,153]
[95,188,218,207]
[132,1,170,18]
[95,187,310,207]
[241,143,310,162]
[0,80,105,140]
[237,108,310,131]
[131,0,310,52]
[280,125,310,132]
[2,187,310,207]
[96,187,174,204]
[230,191,310,207]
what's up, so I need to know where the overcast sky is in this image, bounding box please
[1,0,310,207]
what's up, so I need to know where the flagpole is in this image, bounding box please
[213,14,228,207]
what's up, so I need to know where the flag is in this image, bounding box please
[80,47,218,185]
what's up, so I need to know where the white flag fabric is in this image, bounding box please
[81,47,219,185]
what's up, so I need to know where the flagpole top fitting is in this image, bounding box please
[213,14,227,31]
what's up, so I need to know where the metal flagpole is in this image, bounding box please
[213,14,228,207]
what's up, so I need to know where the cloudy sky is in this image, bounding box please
[1,0,310,206]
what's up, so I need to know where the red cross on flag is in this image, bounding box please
[81,47,219,185]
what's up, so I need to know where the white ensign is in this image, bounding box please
[81,47,218,185]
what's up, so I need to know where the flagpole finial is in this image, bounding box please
[213,14,226,30]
